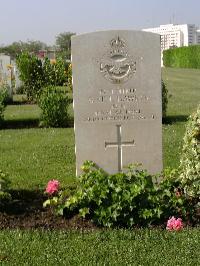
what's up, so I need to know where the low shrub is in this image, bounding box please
[163,45,200,68]
[16,84,26,94]
[0,170,12,206]
[44,161,158,227]
[43,57,67,86]
[0,87,8,127]
[67,63,72,92]
[179,104,200,199]
[16,52,44,100]
[157,168,198,223]
[44,162,199,227]
[38,86,70,127]
[16,53,68,101]
[162,80,168,119]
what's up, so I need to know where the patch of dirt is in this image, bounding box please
[1,190,199,230]
[0,190,97,230]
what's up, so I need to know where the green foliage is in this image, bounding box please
[67,63,72,92]
[16,53,68,101]
[0,87,8,127]
[0,170,12,205]
[162,80,168,118]
[15,84,26,94]
[157,168,198,222]
[43,57,67,86]
[44,161,158,227]
[55,32,75,60]
[16,52,44,100]
[163,45,200,68]
[38,86,70,127]
[0,40,47,59]
[179,104,200,198]
[44,162,198,227]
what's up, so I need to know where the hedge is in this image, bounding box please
[163,45,200,68]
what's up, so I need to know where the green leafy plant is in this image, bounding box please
[55,32,75,60]
[67,63,72,92]
[16,52,44,100]
[162,80,168,119]
[16,53,68,101]
[44,162,200,227]
[156,168,198,223]
[0,170,12,205]
[163,45,200,68]
[43,57,67,86]
[38,86,70,127]
[0,87,8,127]
[179,104,200,199]
[44,161,158,227]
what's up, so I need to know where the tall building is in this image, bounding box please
[196,29,200,44]
[143,24,199,65]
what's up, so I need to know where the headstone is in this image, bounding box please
[0,54,12,97]
[72,30,162,175]
[11,60,23,91]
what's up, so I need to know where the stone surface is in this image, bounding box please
[72,30,162,175]
[0,54,11,86]
[0,54,12,97]
[11,60,23,90]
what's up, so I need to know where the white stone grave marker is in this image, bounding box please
[72,30,162,175]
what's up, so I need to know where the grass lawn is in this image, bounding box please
[0,67,200,265]
[0,229,200,265]
[4,104,40,128]
[1,67,200,189]
[0,128,75,189]
[4,104,40,122]
[162,67,200,169]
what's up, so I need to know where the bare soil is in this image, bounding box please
[0,190,97,230]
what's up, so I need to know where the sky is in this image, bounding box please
[0,0,200,46]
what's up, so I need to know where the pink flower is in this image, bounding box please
[175,188,182,198]
[45,180,60,195]
[166,216,183,231]
[175,191,181,197]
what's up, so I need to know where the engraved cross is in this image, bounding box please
[105,125,135,172]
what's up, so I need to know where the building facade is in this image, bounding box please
[143,24,200,65]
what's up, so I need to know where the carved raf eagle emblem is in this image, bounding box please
[100,36,136,84]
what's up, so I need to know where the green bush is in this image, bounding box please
[163,46,200,68]
[179,104,200,198]
[16,53,68,101]
[16,84,26,94]
[162,80,168,119]
[43,57,67,86]
[0,170,12,206]
[38,86,70,127]
[44,161,159,227]
[67,63,72,92]
[0,87,8,127]
[44,162,198,227]
[16,52,44,100]
[157,168,197,222]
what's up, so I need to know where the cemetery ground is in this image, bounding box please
[0,67,200,265]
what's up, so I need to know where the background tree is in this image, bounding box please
[0,40,47,59]
[55,32,75,60]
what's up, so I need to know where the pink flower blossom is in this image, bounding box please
[166,216,183,231]
[45,180,60,195]
[175,188,182,198]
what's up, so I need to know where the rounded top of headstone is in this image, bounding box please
[71,30,160,40]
